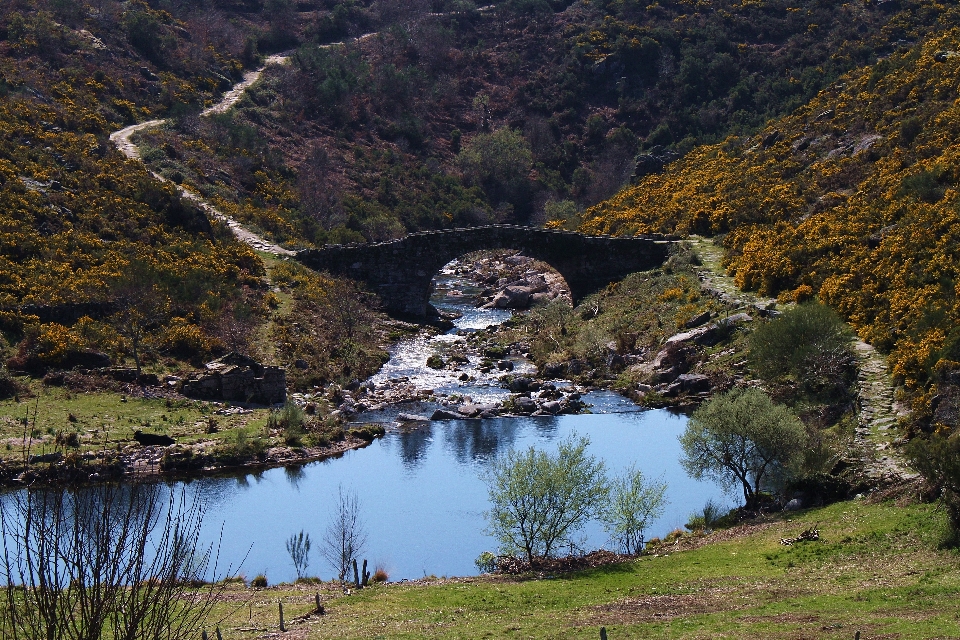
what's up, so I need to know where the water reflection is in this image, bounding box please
[443,417,526,465]
[283,464,306,489]
[395,423,435,470]
[1,411,728,582]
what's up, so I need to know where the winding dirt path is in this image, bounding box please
[109,55,295,256]
[687,235,913,484]
[111,23,485,256]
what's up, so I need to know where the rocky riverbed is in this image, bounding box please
[299,254,597,426]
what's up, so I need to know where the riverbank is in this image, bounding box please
[202,485,957,639]
[0,380,387,488]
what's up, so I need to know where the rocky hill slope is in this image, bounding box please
[126,0,943,246]
[581,19,960,427]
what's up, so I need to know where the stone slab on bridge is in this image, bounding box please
[296,225,674,319]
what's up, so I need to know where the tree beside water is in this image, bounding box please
[483,434,670,564]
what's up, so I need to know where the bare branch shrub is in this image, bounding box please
[0,484,231,640]
[320,485,367,583]
[286,530,312,579]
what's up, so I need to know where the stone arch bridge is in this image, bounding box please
[296,225,673,320]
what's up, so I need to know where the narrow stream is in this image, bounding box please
[356,263,642,422]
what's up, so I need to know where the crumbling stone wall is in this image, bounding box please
[180,353,285,405]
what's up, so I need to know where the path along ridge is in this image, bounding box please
[109,55,295,256]
[687,235,915,484]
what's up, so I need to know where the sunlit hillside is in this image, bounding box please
[580,16,960,423]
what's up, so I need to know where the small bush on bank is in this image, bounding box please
[348,424,385,441]
[685,498,724,532]
[749,302,855,403]
[906,433,960,546]
[268,401,307,446]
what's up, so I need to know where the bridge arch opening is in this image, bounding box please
[429,250,573,322]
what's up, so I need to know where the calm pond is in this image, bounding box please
[182,263,726,583]
[185,407,726,583]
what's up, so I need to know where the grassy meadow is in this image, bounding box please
[204,496,960,639]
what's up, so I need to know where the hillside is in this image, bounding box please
[0,0,392,387]
[128,0,942,246]
[2,0,957,434]
[580,18,960,426]
[0,0,273,371]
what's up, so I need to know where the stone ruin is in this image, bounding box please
[179,353,286,405]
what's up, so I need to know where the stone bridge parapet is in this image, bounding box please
[296,225,674,319]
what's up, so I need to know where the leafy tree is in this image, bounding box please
[748,302,855,401]
[679,388,807,510]
[602,466,668,555]
[542,199,578,227]
[457,128,534,216]
[108,260,170,376]
[906,433,960,545]
[124,10,168,64]
[484,434,608,564]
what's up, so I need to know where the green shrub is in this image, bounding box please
[0,368,26,400]
[685,498,723,532]
[268,402,307,446]
[748,302,855,402]
[348,424,385,441]
[474,551,498,574]
[906,433,960,546]
[898,168,947,204]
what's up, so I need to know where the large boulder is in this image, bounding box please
[513,396,538,413]
[431,409,463,420]
[541,400,562,414]
[491,286,533,309]
[457,403,482,417]
[676,373,711,393]
[509,376,537,392]
[397,413,430,422]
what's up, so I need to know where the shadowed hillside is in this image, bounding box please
[130,0,943,245]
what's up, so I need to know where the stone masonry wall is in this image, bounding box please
[297,225,673,318]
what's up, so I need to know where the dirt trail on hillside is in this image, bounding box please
[108,56,294,256]
[687,235,914,484]
[109,119,166,160]
[202,53,290,116]
[852,339,915,483]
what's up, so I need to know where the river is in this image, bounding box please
[176,265,727,582]
[2,266,727,583]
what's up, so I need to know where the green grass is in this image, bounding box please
[0,382,271,462]
[208,498,960,638]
